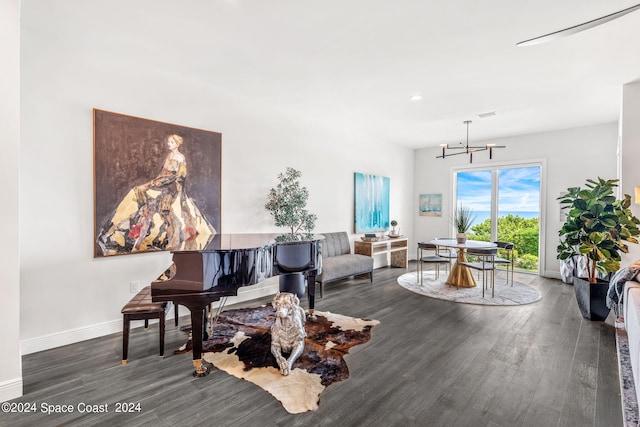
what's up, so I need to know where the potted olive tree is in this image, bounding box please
[557,177,640,320]
[452,205,476,244]
[265,167,318,296]
[265,167,317,238]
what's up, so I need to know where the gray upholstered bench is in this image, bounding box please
[316,232,374,295]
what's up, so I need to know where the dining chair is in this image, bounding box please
[417,242,451,284]
[459,247,498,297]
[433,237,457,265]
[493,241,515,286]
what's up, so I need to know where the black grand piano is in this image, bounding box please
[151,233,323,377]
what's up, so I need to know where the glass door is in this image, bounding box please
[456,169,492,235]
[455,165,541,273]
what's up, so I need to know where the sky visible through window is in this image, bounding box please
[457,166,540,226]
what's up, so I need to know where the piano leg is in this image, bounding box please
[187,304,212,377]
[306,271,317,319]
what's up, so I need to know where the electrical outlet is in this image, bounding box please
[130,281,140,293]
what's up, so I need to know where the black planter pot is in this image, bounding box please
[279,273,306,298]
[573,277,611,321]
[274,240,314,299]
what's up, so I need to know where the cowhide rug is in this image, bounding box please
[177,305,380,413]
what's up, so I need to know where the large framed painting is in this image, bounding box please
[354,172,390,233]
[419,193,442,217]
[93,109,221,257]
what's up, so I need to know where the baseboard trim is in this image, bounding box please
[543,270,562,280]
[20,319,122,355]
[21,278,280,355]
[0,377,23,401]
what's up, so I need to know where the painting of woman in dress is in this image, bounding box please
[93,110,221,258]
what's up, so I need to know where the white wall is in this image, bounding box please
[413,123,619,278]
[621,81,640,264]
[0,0,23,401]
[19,1,414,353]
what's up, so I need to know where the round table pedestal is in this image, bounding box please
[446,250,477,288]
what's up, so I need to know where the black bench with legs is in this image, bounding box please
[121,286,177,364]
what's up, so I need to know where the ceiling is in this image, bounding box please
[39,0,640,149]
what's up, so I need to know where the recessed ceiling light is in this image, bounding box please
[477,111,496,118]
[410,94,423,101]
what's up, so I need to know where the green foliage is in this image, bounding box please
[515,254,539,270]
[451,205,476,233]
[265,167,317,235]
[557,177,640,283]
[469,214,540,271]
[517,227,540,257]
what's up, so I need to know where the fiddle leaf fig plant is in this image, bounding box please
[557,177,640,283]
[265,167,317,236]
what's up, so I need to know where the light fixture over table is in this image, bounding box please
[436,120,505,163]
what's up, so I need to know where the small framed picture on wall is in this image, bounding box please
[419,193,442,217]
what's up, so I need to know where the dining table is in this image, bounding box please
[430,238,497,288]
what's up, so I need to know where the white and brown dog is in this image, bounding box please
[270,292,307,376]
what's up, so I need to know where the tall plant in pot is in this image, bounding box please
[452,205,476,244]
[265,167,317,238]
[265,167,318,297]
[557,177,640,320]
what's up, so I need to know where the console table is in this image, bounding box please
[354,237,408,268]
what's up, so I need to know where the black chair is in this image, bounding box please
[433,237,457,264]
[459,247,498,297]
[493,241,515,286]
[417,242,451,284]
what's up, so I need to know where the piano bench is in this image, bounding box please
[121,286,167,365]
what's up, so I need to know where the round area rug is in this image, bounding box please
[397,272,542,306]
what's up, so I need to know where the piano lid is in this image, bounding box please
[172,233,325,253]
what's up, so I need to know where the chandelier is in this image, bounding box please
[436,120,505,163]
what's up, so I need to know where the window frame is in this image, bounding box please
[451,158,547,275]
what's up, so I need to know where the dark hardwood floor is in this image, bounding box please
[2,264,622,426]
